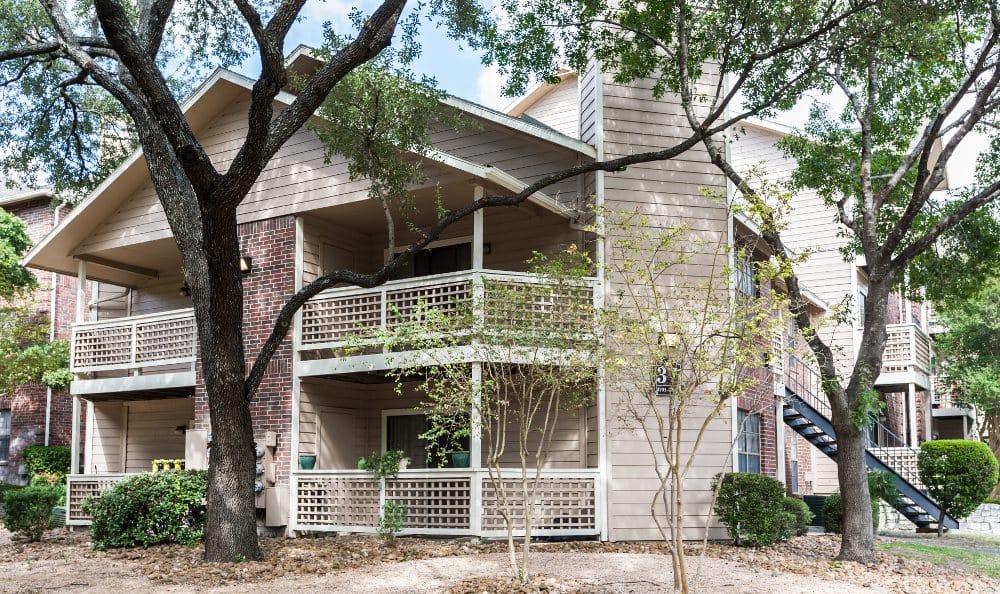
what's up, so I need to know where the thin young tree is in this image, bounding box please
[598,209,786,593]
[380,249,597,584]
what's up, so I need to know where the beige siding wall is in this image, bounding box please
[600,72,733,541]
[123,398,194,473]
[79,99,584,254]
[812,453,840,495]
[493,405,589,469]
[523,77,580,139]
[85,397,193,473]
[298,379,373,468]
[88,402,124,473]
[730,126,856,376]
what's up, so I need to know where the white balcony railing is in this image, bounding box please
[71,308,197,374]
[293,468,600,536]
[882,323,932,374]
[299,270,598,351]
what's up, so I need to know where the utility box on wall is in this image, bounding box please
[264,487,288,527]
[184,429,208,470]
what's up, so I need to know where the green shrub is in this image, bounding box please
[2,486,61,541]
[85,470,207,549]
[822,492,879,533]
[713,472,790,546]
[919,440,999,526]
[781,496,813,537]
[21,446,71,482]
[0,484,25,519]
[378,500,408,544]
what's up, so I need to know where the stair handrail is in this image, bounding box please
[785,355,918,482]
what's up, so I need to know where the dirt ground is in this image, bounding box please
[0,529,996,593]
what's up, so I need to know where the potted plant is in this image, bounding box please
[422,413,471,468]
[299,455,317,470]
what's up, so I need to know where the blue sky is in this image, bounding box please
[234,0,509,109]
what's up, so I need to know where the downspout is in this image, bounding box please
[44,202,64,446]
[594,58,609,542]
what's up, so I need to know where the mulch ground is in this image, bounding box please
[0,529,995,592]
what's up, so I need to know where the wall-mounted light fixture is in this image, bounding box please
[239,255,253,275]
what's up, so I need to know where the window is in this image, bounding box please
[391,242,472,280]
[384,411,470,468]
[857,288,868,327]
[735,254,756,300]
[737,409,761,473]
[0,410,9,463]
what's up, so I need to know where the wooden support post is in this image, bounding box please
[76,259,87,323]
[70,394,81,475]
[473,186,484,271]
[908,383,919,446]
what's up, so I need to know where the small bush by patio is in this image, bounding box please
[21,446,71,482]
[822,492,879,533]
[713,472,790,546]
[2,486,62,541]
[782,496,813,537]
[85,470,207,549]
[918,440,999,532]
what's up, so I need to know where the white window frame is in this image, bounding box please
[0,409,10,464]
[737,409,761,474]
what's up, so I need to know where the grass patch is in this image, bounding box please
[879,541,1000,578]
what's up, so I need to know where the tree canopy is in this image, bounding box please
[0,208,36,298]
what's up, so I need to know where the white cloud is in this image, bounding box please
[476,66,509,110]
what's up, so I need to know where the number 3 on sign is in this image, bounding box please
[655,364,670,396]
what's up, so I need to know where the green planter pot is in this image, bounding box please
[299,455,317,470]
[449,451,470,468]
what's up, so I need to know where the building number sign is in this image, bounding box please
[655,363,672,396]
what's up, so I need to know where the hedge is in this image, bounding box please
[21,446,71,481]
[84,470,207,549]
[918,440,999,525]
[782,496,813,537]
[2,486,61,541]
[713,472,791,546]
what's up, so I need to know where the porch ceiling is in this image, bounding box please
[303,178,567,237]
[74,237,184,287]
[81,387,195,403]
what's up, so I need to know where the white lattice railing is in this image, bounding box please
[882,324,932,374]
[66,474,131,525]
[299,270,598,351]
[71,309,197,374]
[293,468,599,536]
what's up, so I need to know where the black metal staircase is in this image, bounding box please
[782,356,958,530]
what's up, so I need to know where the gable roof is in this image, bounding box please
[0,187,54,208]
[284,49,595,158]
[24,65,586,284]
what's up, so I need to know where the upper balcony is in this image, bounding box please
[70,308,197,395]
[875,323,933,391]
[295,269,598,377]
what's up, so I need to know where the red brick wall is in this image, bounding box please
[0,199,78,483]
[193,215,296,485]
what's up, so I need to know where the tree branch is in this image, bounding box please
[92,0,220,194]
[221,0,407,211]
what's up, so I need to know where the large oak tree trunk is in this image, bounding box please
[188,214,263,562]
